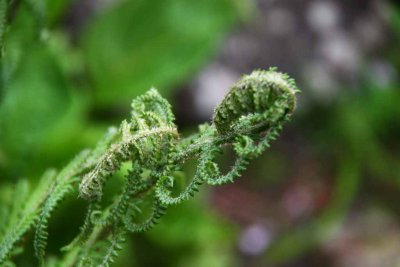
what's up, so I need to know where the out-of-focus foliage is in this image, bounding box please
[0,42,73,176]
[260,84,400,265]
[144,200,237,267]
[82,0,243,107]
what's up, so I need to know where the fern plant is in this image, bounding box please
[0,68,299,266]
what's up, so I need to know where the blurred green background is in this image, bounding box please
[0,0,399,266]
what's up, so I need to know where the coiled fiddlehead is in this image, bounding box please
[213,68,297,135]
[79,88,178,202]
[0,68,299,266]
[155,68,298,204]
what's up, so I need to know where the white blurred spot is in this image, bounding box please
[319,32,360,73]
[238,224,272,256]
[307,1,340,33]
[194,64,239,118]
[303,60,339,102]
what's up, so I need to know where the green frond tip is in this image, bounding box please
[212,68,300,135]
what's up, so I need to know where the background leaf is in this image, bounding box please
[82,0,242,107]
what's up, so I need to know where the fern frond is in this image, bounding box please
[213,68,298,135]
[34,150,90,264]
[79,89,178,202]
[0,179,29,241]
[79,123,178,201]
[0,68,299,266]
[61,203,97,253]
[98,228,126,267]
[92,165,158,228]
[81,127,119,172]
[155,173,204,205]
[0,169,56,263]
[123,199,167,233]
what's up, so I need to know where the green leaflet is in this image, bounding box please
[34,150,91,265]
[0,169,56,264]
